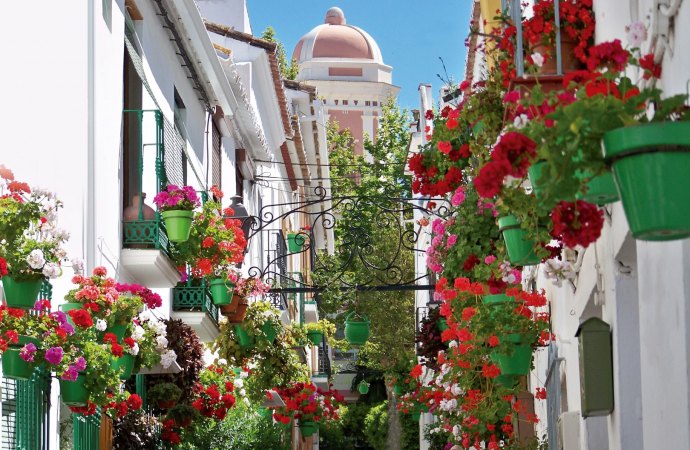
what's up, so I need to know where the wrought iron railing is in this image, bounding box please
[258,230,289,311]
[317,341,332,378]
[172,279,220,328]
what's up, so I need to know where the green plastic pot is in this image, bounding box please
[258,407,273,419]
[411,411,421,421]
[527,161,574,206]
[59,302,83,329]
[261,321,277,344]
[1,336,40,380]
[106,323,128,342]
[306,330,324,346]
[161,209,194,243]
[482,294,511,305]
[2,277,43,309]
[498,215,541,266]
[603,122,690,240]
[577,171,619,205]
[234,325,254,348]
[437,318,448,332]
[344,312,370,345]
[209,278,234,306]
[60,375,89,406]
[111,354,136,380]
[490,334,533,377]
[299,421,319,437]
[286,233,306,253]
[358,381,370,395]
[393,384,404,396]
[496,374,520,388]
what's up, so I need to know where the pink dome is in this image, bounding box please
[292,7,383,63]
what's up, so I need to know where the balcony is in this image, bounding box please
[311,340,332,390]
[170,280,221,342]
[120,109,181,288]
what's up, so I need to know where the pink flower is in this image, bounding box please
[484,255,497,265]
[19,343,37,362]
[45,347,64,365]
[446,235,458,248]
[451,187,466,206]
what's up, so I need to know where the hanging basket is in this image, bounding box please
[2,277,43,309]
[344,312,370,346]
[490,334,533,377]
[357,381,370,395]
[603,122,690,241]
[234,325,255,349]
[60,375,89,407]
[392,384,404,396]
[482,293,511,305]
[306,330,324,346]
[577,170,619,205]
[1,336,40,380]
[498,215,541,266]
[286,233,306,253]
[161,210,194,243]
[111,354,136,380]
[436,318,449,332]
[209,278,235,306]
[219,294,242,316]
[299,420,319,437]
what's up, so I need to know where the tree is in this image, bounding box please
[261,26,299,80]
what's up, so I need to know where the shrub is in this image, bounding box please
[363,401,388,450]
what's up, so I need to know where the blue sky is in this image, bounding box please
[247,1,472,112]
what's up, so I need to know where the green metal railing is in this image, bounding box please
[72,412,100,450]
[172,279,220,329]
[122,109,171,253]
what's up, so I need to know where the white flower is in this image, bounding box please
[154,321,167,336]
[70,256,84,275]
[513,113,529,129]
[42,262,61,279]
[234,378,244,389]
[626,21,648,47]
[448,340,458,348]
[155,335,168,350]
[51,228,70,242]
[531,52,545,68]
[452,425,461,437]
[27,249,46,269]
[239,370,249,379]
[96,319,107,331]
[132,325,145,340]
[161,349,177,368]
[242,397,250,407]
[126,343,139,356]
[451,384,462,396]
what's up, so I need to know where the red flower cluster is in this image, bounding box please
[639,53,662,80]
[551,200,604,248]
[190,382,236,420]
[274,382,343,424]
[0,256,7,278]
[586,39,629,72]
[474,132,537,198]
[103,332,124,357]
[161,419,181,445]
[115,283,162,309]
[103,393,143,418]
[68,309,93,329]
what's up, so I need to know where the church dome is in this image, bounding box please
[292,7,384,63]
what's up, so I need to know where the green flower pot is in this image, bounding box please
[577,170,619,205]
[482,294,511,305]
[411,411,421,421]
[59,302,83,329]
[111,354,136,380]
[344,312,370,346]
[307,330,324,346]
[2,277,43,309]
[209,278,234,306]
[234,325,254,348]
[490,334,533,377]
[527,161,574,206]
[358,381,369,395]
[261,321,277,344]
[437,318,449,331]
[496,374,520,388]
[286,233,306,253]
[258,407,272,419]
[393,384,404,396]
[1,336,39,380]
[60,375,89,406]
[106,323,128,342]
[603,122,690,240]
[498,215,541,266]
[161,209,194,243]
[299,421,319,437]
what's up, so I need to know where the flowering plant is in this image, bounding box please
[0,167,69,281]
[190,365,237,420]
[0,302,64,361]
[232,275,271,299]
[273,382,343,425]
[130,309,178,371]
[153,185,200,212]
[170,189,246,280]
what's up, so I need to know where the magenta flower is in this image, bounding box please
[45,346,64,365]
[61,365,78,381]
[74,356,87,372]
[19,343,37,362]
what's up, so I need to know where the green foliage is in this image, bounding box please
[423,423,452,450]
[319,413,354,450]
[399,411,421,450]
[178,402,290,450]
[148,382,182,405]
[112,410,162,449]
[261,26,299,80]
[363,401,389,450]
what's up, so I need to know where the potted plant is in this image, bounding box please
[153,184,200,243]
[357,380,370,395]
[0,169,68,308]
[221,275,271,320]
[149,382,183,409]
[304,319,336,346]
[190,366,237,420]
[273,382,343,438]
[344,311,370,346]
[166,403,198,428]
[286,225,310,253]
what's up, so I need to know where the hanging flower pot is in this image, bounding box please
[219,294,242,316]
[224,297,249,323]
[498,215,541,266]
[436,317,448,332]
[357,380,370,395]
[490,334,533,377]
[2,277,43,309]
[603,121,690,241]
[286,233,306,253]
[299,420,319,437]
[234,324,255,349]
[60,375,89,406]
[577,170,619,205]
[1,336,40,380]
[260,321,277,344]
[306,330,324,346]
[161,210,194,243]
[105,323,128,342]
[344,312,370,346]
[209,278,235,306]
[411,411,421,421]
[258,407,272,419]
[392,384,404,396]
[482,293,511,305]
[111,354,136,380]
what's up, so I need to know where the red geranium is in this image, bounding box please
[68,309,94,329]
[551,200,604,248]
